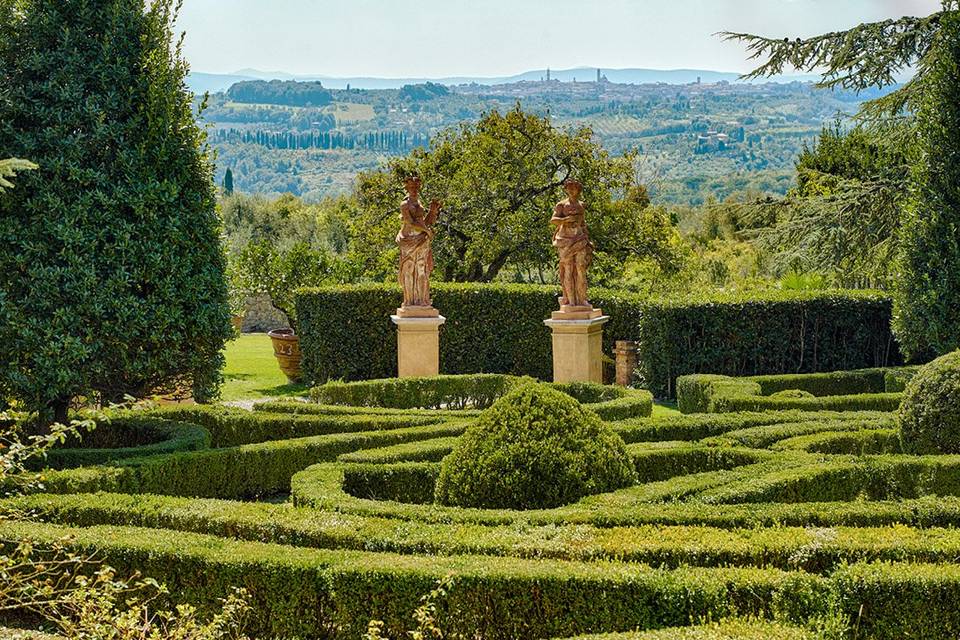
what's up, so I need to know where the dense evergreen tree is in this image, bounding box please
[0,0,232,418]
[894,9,960,359]
[223,168,234,195]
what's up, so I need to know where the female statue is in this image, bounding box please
[397,175,440,310]
[550,178,594,309]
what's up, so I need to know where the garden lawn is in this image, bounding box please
[220,333,308,402]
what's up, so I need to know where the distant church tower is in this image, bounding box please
[597,69,601,82]
[546,67,551,81]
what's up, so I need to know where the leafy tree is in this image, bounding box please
[352,105,674,283]
[223,168,234,195]
[227,79,332,107]
[0,0,232,418]
[231,241,333,332]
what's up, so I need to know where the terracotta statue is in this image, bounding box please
[397,175,440,312]
[551,178,594,310]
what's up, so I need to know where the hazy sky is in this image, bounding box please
[176,0,942,78]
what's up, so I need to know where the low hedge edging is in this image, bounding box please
[29,417,210,470]
[6,422,467,500]
[310,375,653,420]
[676,368,906,414]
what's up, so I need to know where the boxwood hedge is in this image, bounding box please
[296,284,900,395]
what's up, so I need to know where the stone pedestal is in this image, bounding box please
[614,340,638,387]
[543,315,610,383]
[391,314,445,378]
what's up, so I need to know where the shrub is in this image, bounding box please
[898,351,960,454]
[434,385,636,509]
[0,0,232,415]
[296,285,900,396]
[770,390,815,399]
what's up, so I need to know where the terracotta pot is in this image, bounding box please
[268,328,302,383]
[231,315,244,332]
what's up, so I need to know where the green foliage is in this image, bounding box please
[232,240,333,331]
[434,385,636,509]
[897,350,960,454]
[0,519,827,640]
[227,79,332,107]
[638,290,901,397]
[310,373,653,420]
[351,105,666,283]
[568,619,816,640]
[0,0,232,413]
[893,10,960,361]
[677,368,904,414]
[296,283,643,383]
[26,416,210,471]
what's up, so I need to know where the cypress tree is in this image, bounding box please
[893,10,960,359]
[0,0,232,418]
[223,168,234,195]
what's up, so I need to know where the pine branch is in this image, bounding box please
[0,158,38,192]
[721,11,943,90]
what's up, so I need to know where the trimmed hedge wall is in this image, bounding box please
[28,417,209,470]
[296,285,899,396]
[9,521,960,639]
[637,290,900,397]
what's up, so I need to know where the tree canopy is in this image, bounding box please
[350,105,678,283]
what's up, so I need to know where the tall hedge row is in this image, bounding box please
[296,283,642,383]
[297,285,900,397]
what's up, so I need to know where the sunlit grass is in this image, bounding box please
[220,333,308,402]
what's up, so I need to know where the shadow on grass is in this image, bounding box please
[225,373,255,381]
[254,382,309,398]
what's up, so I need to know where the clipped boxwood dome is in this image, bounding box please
[434,383,636,509]
[898,350,960,454]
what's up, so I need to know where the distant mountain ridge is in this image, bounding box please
[187,66,821,94]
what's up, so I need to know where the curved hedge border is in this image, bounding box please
[296,284,901,395]
[17,492,960,574]
[310,375,654,420]
[676,368,907,414]
[32,417,209,470]
[5,422,467,500]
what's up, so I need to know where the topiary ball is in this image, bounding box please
[434,383,637,509]
[897,350,960,454]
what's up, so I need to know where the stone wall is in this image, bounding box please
[241,294,289,333]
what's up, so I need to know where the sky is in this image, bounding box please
[176,0,942,78]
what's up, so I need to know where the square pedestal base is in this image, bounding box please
[391,315,446,378]
[543,315,610,383]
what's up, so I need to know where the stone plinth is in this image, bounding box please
[391,314,445,378]
[543,315,610,383]
[551,305,603,321]
[614,340,638,387]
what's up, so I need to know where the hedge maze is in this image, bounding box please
[7,373,960,639]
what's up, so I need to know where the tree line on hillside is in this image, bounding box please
[212,127,428,152]
[227,79,333,106]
